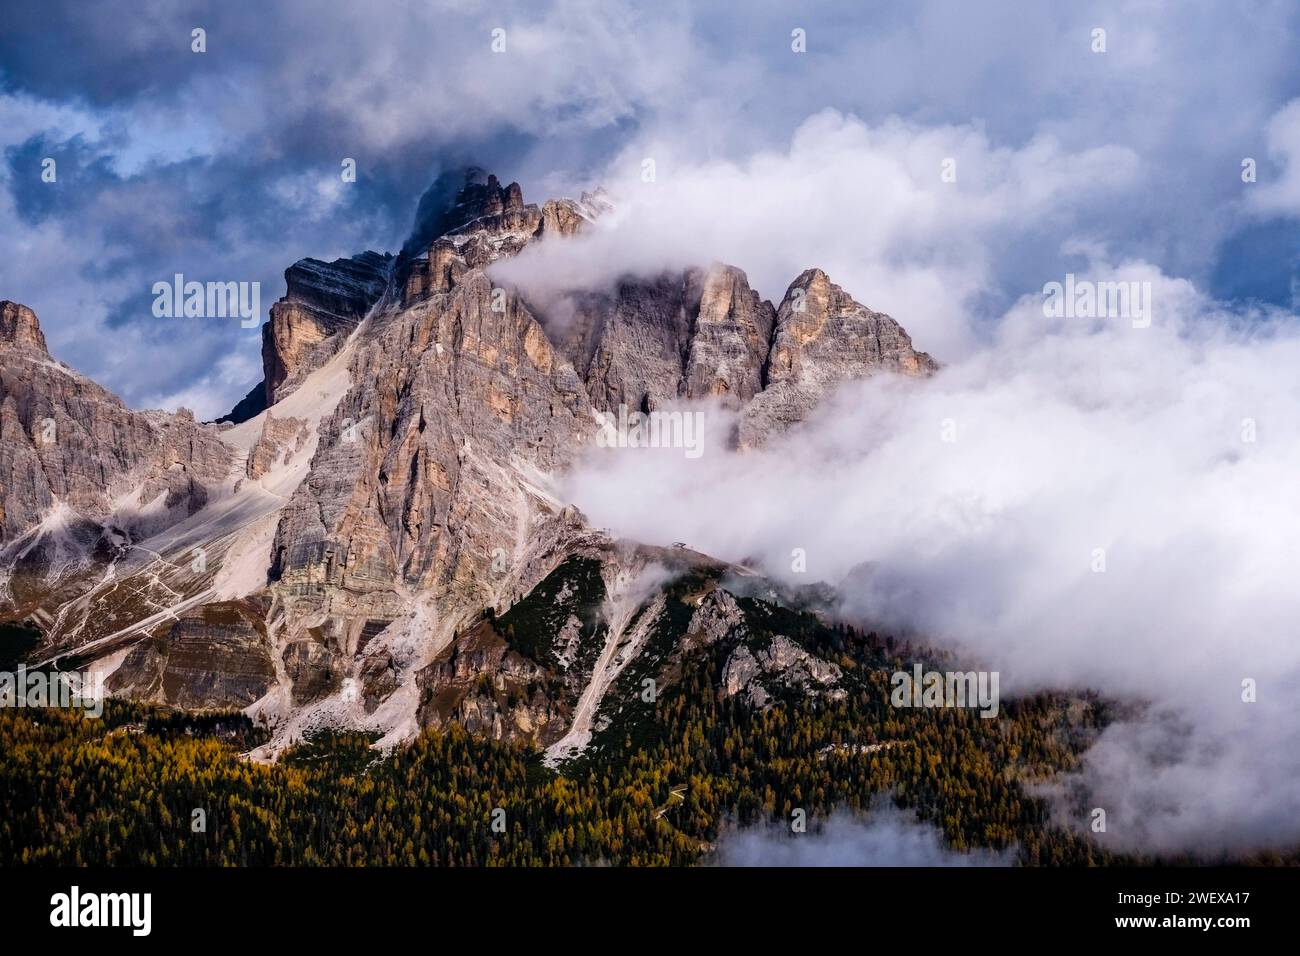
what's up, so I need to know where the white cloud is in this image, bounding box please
[1248,98,1300,217]
[716,805,1013,866]
[564,263,1300,854]
[497,110,1140,361]
[8,0,1300,414]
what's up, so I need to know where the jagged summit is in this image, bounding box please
[738,268,938,447]
[532,260,935,432]
[0,301,48,354]
[0,299,233,593]
[1,168,938,759]
[248,171,606,418]
[439,170,526,233]
[399,167,609,262]
[400,166,494,259]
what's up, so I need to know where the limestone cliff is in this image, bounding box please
[0,170,937,761]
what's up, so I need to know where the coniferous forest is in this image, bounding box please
[0,650,1135,867]
[6,574,1297,868]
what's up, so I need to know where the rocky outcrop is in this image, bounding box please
[400,177,606,308]
[400,173,539,307]
[437,172,527,234]
[739,269,937,446]
[722,635,844,708]
[545,273,694,414]
[245,414,309,480]
[538,263,775,415]
[262,251,391,405]
[539,194,607,238]
[0,301,47,353]
[416,618,569,747]
[682,265,776,403]
[268,270,592,604]
[536,260,934,442]
[107,598,275,709]
[687,587,748,645]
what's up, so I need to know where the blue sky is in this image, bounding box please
[2,0,1300,416]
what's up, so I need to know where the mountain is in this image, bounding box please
[0,301,234,623]
[0,170,936,760]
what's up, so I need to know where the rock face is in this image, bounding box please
[721,634,844,708]
[267,267,593,609]
[687,587,748,645]
[416,618,569,747]
[262,251,391,405]
[107,598,275,710]
[539,263,775,415]
[682,265,776,403]
[537,263,932,433]
[543,274,694,414]
[245,414,309,480]
[1,301,47,353]
[1,168,934,760]
[400,174,606,306]
[0,303,234,618]
[250,179,607,727]
[739,269,937,446]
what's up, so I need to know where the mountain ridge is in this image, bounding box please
[0,170,937,759]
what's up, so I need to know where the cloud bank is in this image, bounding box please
[564,263,1300,855]
[496,109,1141,359]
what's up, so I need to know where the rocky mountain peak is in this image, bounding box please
[2,169,940,760]
[254,171,611,420]
[736,268,937,447]
[399,172,605,308]
[681,263,776,403]
[767,267,936,383]
[0,298,234,596]
[0,301,48,354]
[440,170,527,234]
[538,258,934,433]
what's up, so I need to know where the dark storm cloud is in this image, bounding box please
[0,0,656,414]
[0,1,224,104]
[5,133,118,223]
